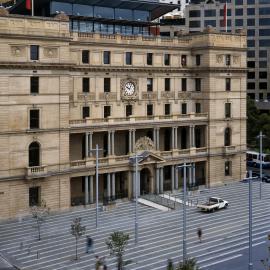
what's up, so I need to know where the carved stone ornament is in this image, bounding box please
[11,45,26,57]
[43,47,58,58]
[120,78,139,101]
[135,136,155,152]
[216,54,223,64]
[233,55,240,64]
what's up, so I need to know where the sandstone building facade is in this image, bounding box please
[0,1,246,219]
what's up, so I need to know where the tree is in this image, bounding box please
[30,200,49,241]
[70,217,86,260]
[106,231,131,270]
[175,258,199,270]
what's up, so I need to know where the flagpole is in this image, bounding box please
[225,2,227,33]
[31,0,34,16]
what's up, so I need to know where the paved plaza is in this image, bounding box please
[0,182,270,270]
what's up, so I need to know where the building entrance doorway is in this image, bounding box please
[140,168,151,195]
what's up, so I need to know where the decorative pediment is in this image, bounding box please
[136,151,165,164]
[135,136,155,152]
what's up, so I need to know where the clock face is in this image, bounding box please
[124,82,135,96]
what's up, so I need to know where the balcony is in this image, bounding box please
[26,166,48,179]
[69,113,208,128]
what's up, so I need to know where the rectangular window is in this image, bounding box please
[104,106,111,118]
[181,103,187,114]
[147,53,153,65]
[82,106,90,119]
[225,103,231,118]
[164,54,170,66]
[225,161,232,176]
[225,54,231,66]
[126,52,132,65]
[30,77,39,94]
[82,50,89,64]
[182,78,187,92]
[165,104,170,115]
[195,78,201,92]
[147,104,153,116]
[147,78,153,92]
[82,78,90,93]
[104,78,111,92]
[196,55,201,66]
[126,105,132,117]
[226,78,231,91]
[195,103,201,114]
[30,45,39,60]
[30,109,39,129]
[103,51,111,64]
[181,55,187,66]
[29,187,40,206]
[165,78,170,91]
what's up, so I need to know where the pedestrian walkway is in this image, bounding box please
[0,182,269,270]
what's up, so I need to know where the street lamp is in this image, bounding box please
[257,131,266,200]
[177,162,193,263]
[129,153,143,245]
[243,170,258,270]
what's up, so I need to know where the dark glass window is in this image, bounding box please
[115,8,132,20]
[195,78,201,92]
[195,103,201,113]
[126,52,132,65]
[30,45,39,60]
[259,29,270,36]
[248,93,255,99]
[181,103,187,114]
[104,106,111,118]
[235,0,243,5]
[165,104,170,115]
[224,128,231,146]
[247,61,255,68]
[73,4,93,16]
[247,40,255,47]
[164,54,170,66]
[147,78,153,92]
[83,78,89,93]
[82,106,90,119]
[205,9,216,17]
[94,6,114,19]
[204,20,216,27]
[225,161,231,176]
[225,103,231,118]
[247,0,255,3]
[259,18,270,26]
[165,78,170,91]
[181,55,187,66]
[259,7,270,15]
[189,20,201,28]
[247,82,255,89]
[182,78,187,92]
[147,104,153,116]
[259,50,267,58]
[104,78,111,92]
[82,50,89,64]
[189,10,201,17]
[126,105,132,117]
[260,61,267,68]
[247,50,255,58]
[29,142,40,167]
[248,72,255,79]
[247,29,255,36]
[259,72,267,79]
[196,55,201,66]
[235,8,243,16]
[51,1,72,15]
[247,8,255,15]
[29,186,40,206]
[247,19,255,26]
[103,51,111,64]
[259,93,264,100]
[30,109,39,129]
[235,19,243,26]
[31,77,39,94]
[226,78,231,91]
[260,82,267,89]
[225,55,231,66]
[147,53,153,65]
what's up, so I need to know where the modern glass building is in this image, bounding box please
[10,0,177,36]
[185,0,270,108]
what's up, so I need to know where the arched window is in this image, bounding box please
[29,142,40,167]
[224,128,231,147]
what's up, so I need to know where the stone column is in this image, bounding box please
[171,127,175,150]
[107,173,111,198]
[132,170,136,198]
[89,132,93,157]
[112,173,116,199]
[132,129,136,153]
[156,128,160,151]
[156,167,160,194]
[189,165,192,186]
[192,126,195,148]
[85,132,89,158]
[192,164,196,186]
[129,130,132,154]
[175,166,179,190]
[160,167,164,193]
[171,165,175,191]
[111,131,115,156]
[175,127,178,149]
[85,176,89,205]
[108,132,111,156]
[89,175,94,204]
[189,126,195,148]
[153,128,157,150]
